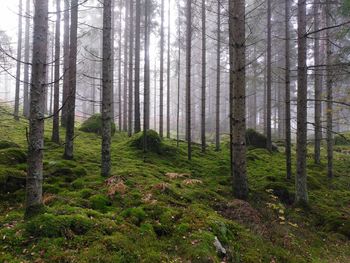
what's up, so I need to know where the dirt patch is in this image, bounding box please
[215,199,267,235]
[105,176,127,198]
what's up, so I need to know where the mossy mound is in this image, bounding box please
[0,140,20,150]
[79,114,116,136]
[89,194,111,213]
[131,130,162,153]
[0,148,27,165]
[264,182,294,205]
[25,213,94,238]
[0,168,26,193]
[45,160,87,182]
[246,129,278,151]
[334,134,350,145]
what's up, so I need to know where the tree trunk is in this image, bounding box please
[185,0,192,160]
[159,0,165,137]
[296,0,308,204]
[143,0,150,151]
[215,0,221,151]
[266,0,272,151]
[285,0,292,180]
[201,0,206,153]
[118,0,122,131]
[314,2,322,165]
[128,0,135,137]
[134,0,141,133]
[229,0,248,200]
[14,0,23,121]
[23,0,30,118]
[166,0,171,139]
[63,0,78,160]
[51,0,61,144]
[123,0,129,132]
[101,0,113,177]
[25,0,49,218]
[325,0,333,179]
[61,0,70,127]
[176,1,181,147]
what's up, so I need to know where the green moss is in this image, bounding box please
[89,194,111,213]
[264,182,294,205]
[334,134,350,145]
[121,207,147,226]
[0,148,27,165]
[246,129,278,151]
[79,114,116,136]
[131,130,162,153]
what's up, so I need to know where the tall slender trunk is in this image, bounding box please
[201,0,206,153]
[159,0,165,137]
[285,0,292,180]
[123,0,129,131]
[215,0,221,151]
[25,0,49,218]
[176,2,181,147]
[296,0,308,204]
[101,0,113,177]
[23,0,30,118]
[314,2,322,165]
[63,0,78,160]
[128,0,135,137]
[230,0,248,200]
[52,0,61,144]
[252,47,257,130]
[134,0,141,133]
[266,0,272,151]
[14,0,23,121]
[118,0,122,131]
[325,0,333,179]
[185,0,192,160]
[143,0,150,151]
[166,0,171,138]
[61,0,70,127]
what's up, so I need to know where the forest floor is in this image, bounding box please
[0,112,350,262]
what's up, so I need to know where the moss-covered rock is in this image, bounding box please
[0,168,26,193]
[246,129,278,151]
[0,148,27,165]
[0,140,20,150]
[131,130,162,153]
[79,114,116,136]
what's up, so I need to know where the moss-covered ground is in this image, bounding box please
[0,113,349,262]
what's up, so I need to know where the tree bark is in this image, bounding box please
[201,0,206,153]
[143,0,150,151]
[325,0,333,179]
[14,0,23,121]
[314,2,322,165]
[101,0,113,177]
[25,0,49,218]
[123,0,129,132]
[229,0,248,200]
[134,0,141,133]
[166,0,171,139]
[118,0,122,131]
[285,0,292,180]
[128,0,135,137]
[51,0,61,144]
[159,0,165,137]
[296,0,308,204]
[185,0,192,160]
[61,0,70,127]
[215,0,221,151]
[23,0,30,118]
[266,0,272,151]
[63,0,78,160]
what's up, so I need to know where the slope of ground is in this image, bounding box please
[0,113,349,262]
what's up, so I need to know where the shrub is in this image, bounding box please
[131,130,162,153]
[79,114,116,136]
[0,148,27,165]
